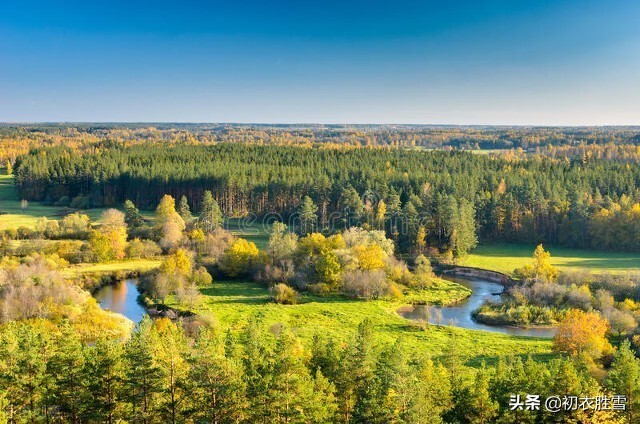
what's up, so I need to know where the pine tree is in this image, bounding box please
[188,328,247,423]
[84,337,125,423]
[151,319,191,424]
[198,190,222,234]
[123,317,163,423]
[48,323,87,423]
[298,196,318,235]
[124,199,144,228]
[605,341,640,423]
[177,195,192,222]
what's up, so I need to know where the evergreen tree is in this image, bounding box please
[123,317,163,423]
[151,319,191,424]
[198,190,222,233]
[453,366,498,424]
[188,328,247,423]
[48,323,87,423]
[298,196,318,235]
[177,195,192,222]
[84,337,125,423]
[605,341,640,423]
[124,199,144,228]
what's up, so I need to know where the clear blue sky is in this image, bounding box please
[1,0,639,124]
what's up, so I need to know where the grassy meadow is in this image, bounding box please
[0,173,109,230]
[164,279,554,366]
[224,217,270,249]
[461,243,640,275]
[62,259,162,278]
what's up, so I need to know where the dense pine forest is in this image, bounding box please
[12,141,640,251]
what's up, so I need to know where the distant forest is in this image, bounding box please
[11,140,640,252]
[2,123,640,165]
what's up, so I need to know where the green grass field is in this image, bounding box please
[0,173,109,230]
[224,217,270,249]
[163,279,553,366]
[461,243,640,275]
[62,259,162,278]
[0,172,157,230]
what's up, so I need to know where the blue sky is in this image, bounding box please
[1,0,639,124]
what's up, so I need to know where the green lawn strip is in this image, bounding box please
[461,243,640,275]
[62,259,162,278]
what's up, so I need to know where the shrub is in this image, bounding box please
[255,261,295,284]
[126,238,162,259]
[54,195,70,207]
[70,195,90,209]
[270,283,298,304]
[45,240,86,263]
[199,228,234,262]
[190,266,213,287]
[343,269,389,300]
[386,259,412,285]
[3,229,17,240]
[16,226,35,240]
[60,212,91,238]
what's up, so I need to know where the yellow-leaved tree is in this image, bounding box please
[514,244,558,282]
[553,309,613,360]
[220,238,261,277]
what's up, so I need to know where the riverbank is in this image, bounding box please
[439,268,558,335]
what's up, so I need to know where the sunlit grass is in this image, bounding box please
[63,259,162,278]
[162,279,553,365]
[461,243,640,275]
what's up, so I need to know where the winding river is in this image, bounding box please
[93,279,146,324]
[398,276,556,338]
[94,276,555,338]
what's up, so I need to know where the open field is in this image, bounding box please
[0,172,156,230]
[62,259,162,278]
[461,243,640,275]
[0,173,107,229]
[163,279,554,366]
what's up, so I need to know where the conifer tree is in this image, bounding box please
[298,196,318,235]
[197,190,222,234]
[177,195,192,222]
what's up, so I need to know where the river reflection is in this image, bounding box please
[93,279,146,323]
[398,276,556,338]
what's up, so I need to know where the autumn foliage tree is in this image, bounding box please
[155,195,186,251]
[90,209,128,261]
[553,309,612,360]
[220,239,261,277]
[514,244,558,282]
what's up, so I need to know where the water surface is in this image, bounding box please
[93,279,146,323]
[398,276,556,338]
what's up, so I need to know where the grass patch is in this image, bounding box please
[163,279,552,363]
[461,243,640,275]
[0,173,109,230]
[224,217,270,249]
[63,259,162,278]
[401,279,472,305]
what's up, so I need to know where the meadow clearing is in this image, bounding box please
[162,278,554,366]
[460,243,640,275]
